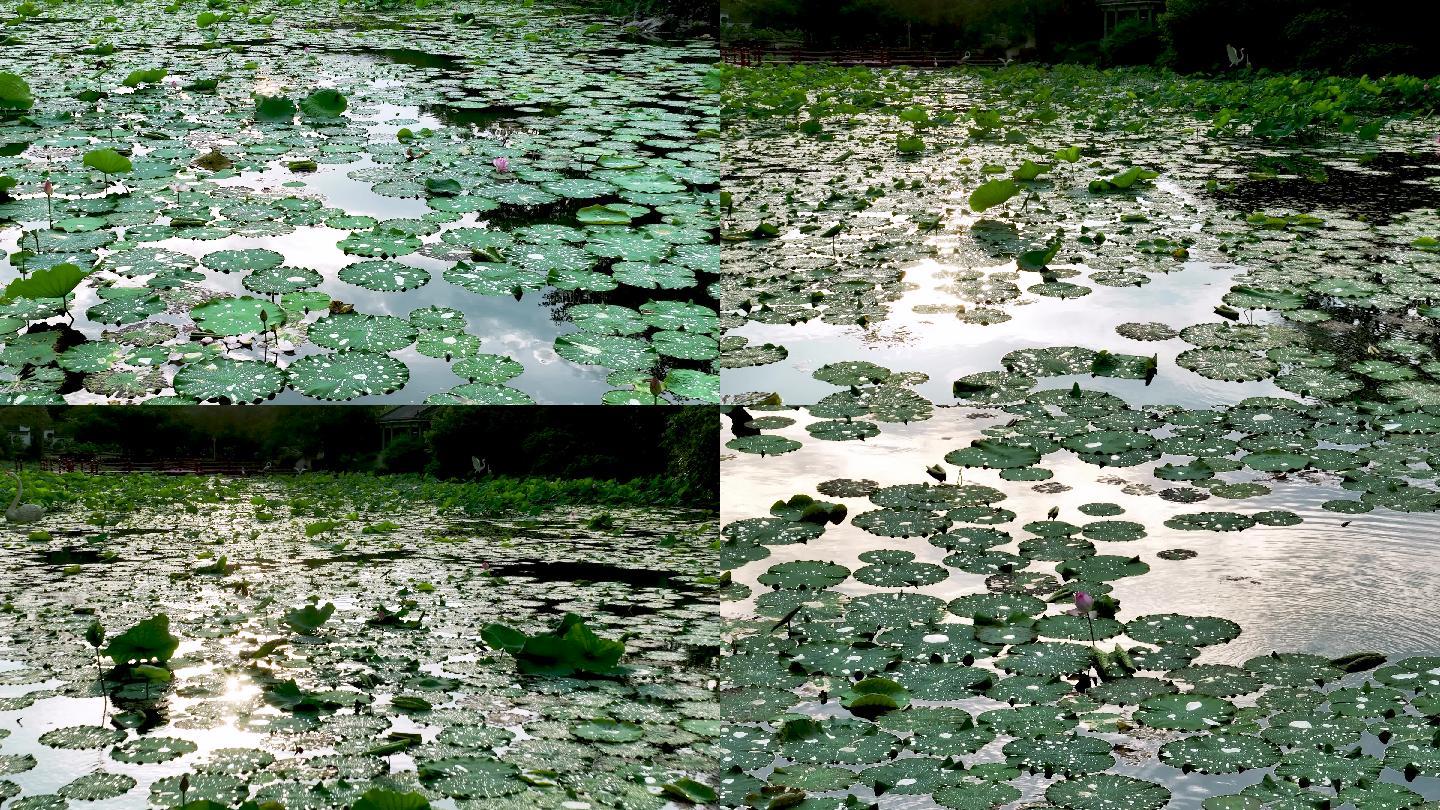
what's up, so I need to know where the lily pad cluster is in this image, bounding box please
[0,474,719,809]
[0,0,718,404]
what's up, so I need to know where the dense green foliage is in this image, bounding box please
[725,0,1440,76]
[5,467,710,516]
[2,407,718,502]
[1160,0,1440,75]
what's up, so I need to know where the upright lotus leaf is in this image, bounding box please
[970,179,1019,213]
[0,71,34,110]
[103,614,179,666]
[480,613,625,677]
[83,148,132,175]
[121,68,166,88]
[3,263,88,301]
[300,88,348,118]
[284,602,336,634]
[255,94,297,122]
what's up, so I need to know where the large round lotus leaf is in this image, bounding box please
[854,553,949,587]
[338,260,431,291]
[1164,511,1257,532]
[1168,664,1262,697]
[806,419,880,442]
[408,306,466,332]
[570,719,643,743]
[416,330,481,360]
[1275,748,1383,788]
[1081,520,1147,542]
[191,297,286,336]
[814,360,892,387]
[996,642,1093,677]
[1003,346,1096,376]
[852,509,951,538]
[987,675,1074,705]
[57,771,137,801]
[725,435,802,456]
[1336,782,1427,810]
[756,560,849,590]
[428,383,535,405]
[200,248,285,273]
[338,228,422,257]
[566,304,646,335]
[723,518,824,545]
[639,300,718,334]
[38,726,125,750]
[933,779,1022,810]
[846,592,948,629]
[1003,734,1114,776]
[777,719,900,766]
[111,737,197,764]
[451,354,524,385]
[1085,676,1178,705]
[1375,657,1440,691]
[948,592,1046,619]
[150,772,248,807]
[555,333,657,371]
[1160,732,1280,774]
[86,291,165,325]
[858,757,968,795]
[243,265,323,295]
[945,440,1041,469]
[1126,614,1240,647]
[1046,774,1171,810]
[1177,348,1278,381]
[174,358,286,403]
[419,756,521,799]
[978,704,1078,737]
[1261,712,1367,749]
[1383,737,1440,778]
[57,342,124,373]
[310,313,416,353]
[1244,653,1343,687]
[1135,693,1236,730]
[1034,614,1123,641]
[1326,685,1407,718]
[1057,554,1148,582]
[650,330,718,360]
[287,351,409,401]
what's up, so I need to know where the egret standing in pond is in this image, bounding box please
[5,470,45,524]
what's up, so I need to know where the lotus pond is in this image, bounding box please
[0,473,719,809]
[717,62,1440,810]
[720,64,1440,409]
[0,0,719,405]
[720,406,1440,810]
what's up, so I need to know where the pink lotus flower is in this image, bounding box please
[493,156,510,173]
[42,179,52,196]
[1074,592,1094,613]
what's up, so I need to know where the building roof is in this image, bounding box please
[378,405,436,422]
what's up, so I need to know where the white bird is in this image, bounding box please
[1226,44,1249,68]
[294,458,309,474]
[961,50,971,64]
[5,470,45,524]
[472,456,489,476]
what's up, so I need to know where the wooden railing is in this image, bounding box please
[721,47,1011,68]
